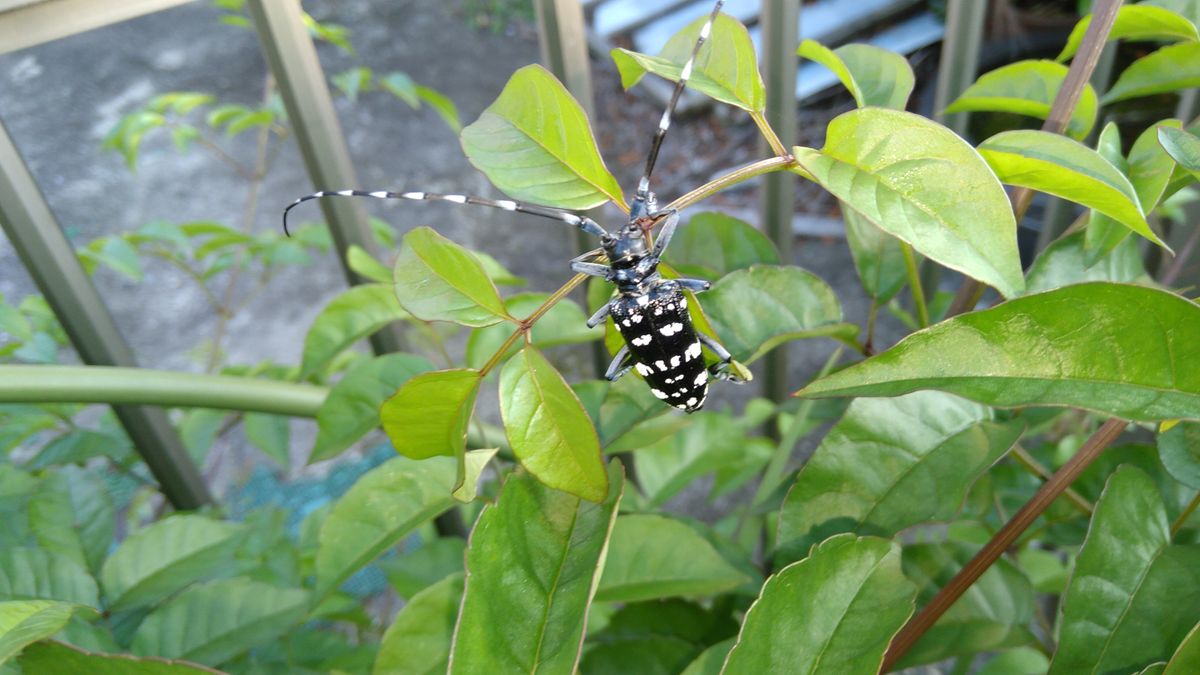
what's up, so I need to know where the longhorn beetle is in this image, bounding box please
[283,0,746,413]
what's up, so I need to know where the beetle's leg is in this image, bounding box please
[650,209,680,257]
[570,248,612,279]
[605,345,634,381]
[587,301,612,329]
[675,278,712,294]
[698,332,746,383]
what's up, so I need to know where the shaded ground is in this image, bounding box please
[0,0,906,482]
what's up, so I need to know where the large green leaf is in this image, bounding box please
[242,413,289,467]
[499,347,607,502]
[1025,231,1148,295]
[663,212,779,280]
[311,353,433,463]
[798,283,1200,422]
[1049,467,1200,674]
[842,205,908,302]
[465,294,596,369]
[794,108,1024,298]
[978,130,1166,248]
[597,514,750,603]
[1058,5,1199,62]
[379,536,465,601]
[797,40,914,109]
[681,639,735,675]
[776,392,1019,564]
[131,578,309,666]
[19,640,218,674]
[1159,125,1200,176]
[700,265,850,363]
[898,543,1035,667]
[449,463,623,674]
[722,535,915,674]
[1130,120,1183,211]
[392,227,511,328]
[1104,43,1200,104]
[100,515,244,612]
[1084,122,1135,265]
[0,548,98,607]
[374,573,462,675]
[51,468,113,576]
[0,601,80,666]
[947,60,1097,140]
[461,65,623,209]
[612,14,765,112]
[300,283,408,377]
[315,455,458,597]
[1164,621,1200,674]
[380,368,482,460]
[27,474,89,571]
[1159,422,1200,489]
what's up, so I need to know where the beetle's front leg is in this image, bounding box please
[569,248,611,279]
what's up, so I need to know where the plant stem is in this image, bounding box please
[1162,220,1200,286]
[864,299,879,354]
[478,273,590,377]
[900,242,929,327]
[750,111,789,158]
[881,417,1126,671]
[1010,444,1094,515]
[1172,490,1200,538]
[0,365,327,417]
[663,156,795,213]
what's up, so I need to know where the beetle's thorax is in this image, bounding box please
[603,224,658,294]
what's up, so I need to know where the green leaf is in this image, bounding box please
[596,513,750,602]
[1159,125,1200,176]
[379,71,418,107]
[78,237,144,282]
[795,108,1024,298]
[471,250,525,287]
[452,448,497,503]
[346,245,392,283]
[460,65,623,209]
[1058,5,1199,62]
[131,577,308,666]
[1085,122,1135,264]
[1025,231,1148,294]
[1146,0,1200,27]
[612,14,765,112]
[19,640,219,673]
[373,575,462,675]
[776,392,1019,564]
[243,413,289,467]
[27,475,88,570]
[662,212,779,280]
[978,130,1167,248]
[311,353,433,463]
[977,648,1051,675]
[53,468,113,575]
[797,40,915,109]
[1130,120,1183,211]
[381,368,482,460]
[449,463,623,674]
[332,67,371,101]
[798,283,1200,422]
[315,455,458,597]
[379,537,465,601]
[100,515,244,612]
[722,535,915,674]
[701,265,848,364]
[1104,43,1200,104]
[1164,621,1200,674]
[415,85,461,133]
[27,429,130,469]
[0,549,99,607]
[842,204,909,302]
[681,639,735,675]
[1049,467,1200,674]
[947,60,1097,140]
[0,601,80,666]
[393,227,510,328]
[1159,422,1200,489]
[899,543,1035,667]
[465,293,597,369]
[500,346,607,502]
[300,283,408,377]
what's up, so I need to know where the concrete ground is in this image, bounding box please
[0,0,903,480]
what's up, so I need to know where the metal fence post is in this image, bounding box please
[0,118,212,510]
[246,0,404,355]
[760,0,799,408]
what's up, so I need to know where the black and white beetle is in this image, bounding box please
[283,0,746,413]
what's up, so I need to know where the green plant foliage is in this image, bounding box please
[612,14,765,113]
[0,601,82,666]
[723,535,915,674]
[800,283,1200,421]
[1159,422,1200,488]
[374,573,463,675]
[842,205,909,302]
[300,284,408,378]
[450,464,623,674]
[465,293,596,368]
[1164,622,1200,673]
[979,129,1167,248]
[499,347,607,502]
[1025,231,1148,294]
[380,369,482,460]
[0,548,98,607]
[379,537,465,601]
[1104,42,1200,104]
[596,514,751,603]
[794,108,1025,298]
[663,212,779,280]
[1058,4,1199,62]
[18,640,219,674]
[797,40,915,109]
[1049,467,1200,674]
[460,65,624,210]
[392,227,511,328]
[776,392,1019,563]
[1159,125,1200,176]
[948,60,1098,139]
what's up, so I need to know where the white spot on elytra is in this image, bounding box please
[631,314,642,324]
[685,342,702,361]
[622,319,631,327]
[651,388,668,400]
[670,355,681,368]
[632,335,652,347]
[655,360,668,372]
[636,295,649,306]
[402,191,425,199]
[666,304,675,311]
[694,372,707,386]
[636,363,653,376]
[686,397,698,408]
[654,307,663,315]
[660,322,684,337]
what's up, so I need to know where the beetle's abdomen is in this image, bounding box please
[611,285,707,412]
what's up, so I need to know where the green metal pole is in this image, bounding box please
[246,0,404,356]
[0,119,212,510]
[933,0,987,136]
[760,0,799,409]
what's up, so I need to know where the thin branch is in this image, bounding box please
[901,242,929,327]
[478,273,590,377]
[750,111,789,158]
[663,155,795,212]
[1162,219,1200,286]
[1172,490,1200,538]
[1010,444,1094,515]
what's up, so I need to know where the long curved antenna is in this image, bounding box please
[633,0,725,212]
[282,189,610,240]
